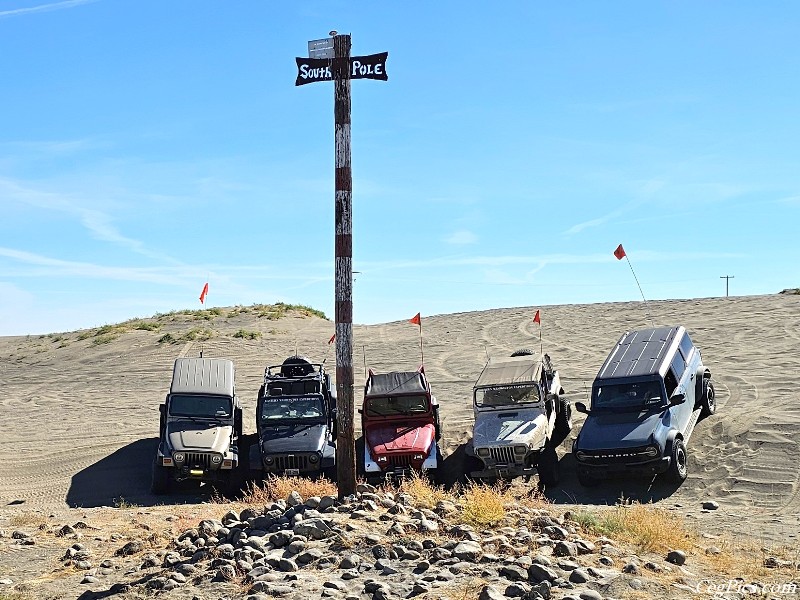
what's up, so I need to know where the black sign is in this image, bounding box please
[295,52,388,86]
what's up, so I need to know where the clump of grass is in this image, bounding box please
[112,497,138,509]
[158,328,214,344]
[396,472,450,509]
[157,333,175,344]
[233,329,261,340]
[458,482,512,528]
[130,320,161,332]
[76,331,92,341]
[573,500,696,554]
[9,512,49,528]
[91,334,118,346]
[239,476,337,505]
[779,288,800,295]
[252,302,327,321]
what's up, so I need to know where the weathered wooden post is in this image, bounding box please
[295,34,388,498]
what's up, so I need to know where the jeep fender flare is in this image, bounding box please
[665,429,684,456]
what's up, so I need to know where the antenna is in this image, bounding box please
[362,345,367,379]
[484,345,490,362]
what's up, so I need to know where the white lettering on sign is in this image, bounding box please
[299,64,332,81]
[351,60,383,77]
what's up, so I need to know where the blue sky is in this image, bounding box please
[1,1,798,336]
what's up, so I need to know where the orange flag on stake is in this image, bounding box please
[409,312,421,326]
[533,309,541,324]
[614,244,626,260]
[199,282,209,304]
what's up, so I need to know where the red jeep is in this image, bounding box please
[359,367,441,482]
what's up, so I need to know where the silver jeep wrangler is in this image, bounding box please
[466,351,572,487]
[152,357,242,494]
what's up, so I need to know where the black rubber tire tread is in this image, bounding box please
[700,380,716,417]
[551,397,573,447]
[510,349,535,357]
[151,459,170,495]
[665,438,688,483]
[537,443,560,487]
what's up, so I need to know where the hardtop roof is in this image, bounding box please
[365,370,429,397]
[594,326,682,382]
[170,357,235,396]
[474,355,543,388]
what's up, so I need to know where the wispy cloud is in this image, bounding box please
[0,0,98,19]
[444,230,478,245]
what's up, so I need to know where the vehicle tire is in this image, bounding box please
[511,349,534,357]
[551,397,573,447]
[536,444,560,488]
[355,436,366,479]
[577,469,600,487]
[151,459,170,495]
[665,438,688,483]
[700,380,716,417]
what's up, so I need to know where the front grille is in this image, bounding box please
[185,452,212,469]
[488,446,519,466]
[582,446,655,464]
[274,454,310,471]
[388,454,413,468]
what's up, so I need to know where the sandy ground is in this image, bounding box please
[0,294,798,546]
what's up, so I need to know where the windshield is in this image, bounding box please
[260,395,325,422]
[365,394,430,417]
[169,394,232,418]
[475,384,540,408]
[592,380,664,411]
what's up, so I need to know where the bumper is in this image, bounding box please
[364,441,439,475]
[576,456,671,478]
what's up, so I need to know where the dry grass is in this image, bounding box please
[8,512,49,528]
[701,534,800,581]
[238,476,338,505]
[394,472,451,509]
[458,482,515,529]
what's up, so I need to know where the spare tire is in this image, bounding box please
[281,355,313,377]
[511,349,534,357]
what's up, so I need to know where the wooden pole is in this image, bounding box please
[333,33,355,498]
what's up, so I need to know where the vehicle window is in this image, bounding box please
[170,395,232,418]
[476,384,540,408]
[261,395,324,421]
[592,380,663,410]
[679,334,694,362]
[366,394,430,416]
[671,352,686,382]
[664,369,678,396]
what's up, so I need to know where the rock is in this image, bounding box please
[553,541,578,557]
[499,564,529,581]
[293,518,333,540]
[666,550,686,565]
[579,591,603,600]
[478,584,505,600]
[528,563,559,582]
[568,568,591,584]
[340,554,361,570]
[115,540,145,556]
[453,540,483,561]
[702,500,719,510]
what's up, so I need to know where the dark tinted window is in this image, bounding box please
[665,370,679,396]
[670,352,685,382]
[170,395,232,418]
[679,333,694,362]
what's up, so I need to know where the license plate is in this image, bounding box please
[285,468,299,476]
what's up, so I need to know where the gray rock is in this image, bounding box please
[578,591,603,600]
[528,563,559,582]
[340,554,362,570]
[568,568,591,584]
[666,549,686,565]
[702,500,719,510]
[478,584,505,600]
[499,564,529,581]
[293,518,333,539]
[553,541,578,557]
[453,540,483,561]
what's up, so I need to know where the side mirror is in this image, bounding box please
[669,393,686,406]
[546,393,558,402]
[575,402,589,414]
[159,403,166,416]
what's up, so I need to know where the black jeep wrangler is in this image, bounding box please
[248,356,337,480]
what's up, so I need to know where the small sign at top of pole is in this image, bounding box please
[296,35,388,86]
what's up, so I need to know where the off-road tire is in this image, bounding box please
[151,459,170,495]
[577,469,600,487]
[536,444,560,487]
[665,438,688,483]
[551,397,573,447]
[700,380,716,417]
[355,436,366,479]
[511,349,534,357]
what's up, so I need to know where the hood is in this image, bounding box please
[473,408,548,448]
[577,409,665,450]
[366,423,435,456]
[260,423,328,454]
[167,421,232,453]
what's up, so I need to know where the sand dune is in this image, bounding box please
[0,294,798,543]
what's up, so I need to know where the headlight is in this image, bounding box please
[476,448,490,457]
[575,451,588,462]
[377,456,387,462]
[264,456,275,465]
[643,445,660,458]
[413,454,425,461]
[514,445,527,455]
[173,452,185,463]
[308,453,319,464]
[211,454,222,464]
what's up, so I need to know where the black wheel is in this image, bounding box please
[355,436,366,479]
[700,380,716,417]
[151,459,171,495]
[536,444,559,487]
[577,469,600,487]
[511,349,534,357]
[551,397,573,447]
[665,438,688,483]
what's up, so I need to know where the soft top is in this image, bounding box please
[595,326,681,381]
[474,355,542,388]
[170,357,235,396]
[365,371,428,397]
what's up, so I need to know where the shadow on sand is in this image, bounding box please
[66,437,213,508]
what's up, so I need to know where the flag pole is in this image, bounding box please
[615,244,653,326]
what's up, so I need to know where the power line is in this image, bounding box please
[720,275,734,297]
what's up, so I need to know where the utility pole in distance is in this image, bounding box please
[296,34,388,499]
[720,275,734,297]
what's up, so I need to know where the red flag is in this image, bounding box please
[199,282,209,304]
[409,312,421,326]
[328,334,335,344]
[533,310,541,324]
[614,244,626,260]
